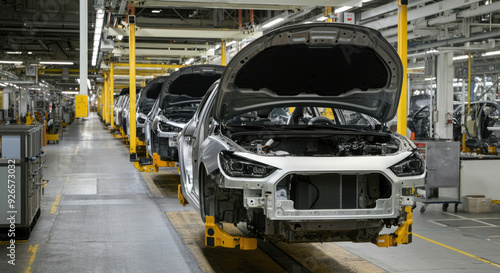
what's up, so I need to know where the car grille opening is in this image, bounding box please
[276,173,392,210]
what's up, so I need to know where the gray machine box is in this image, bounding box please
[414,140,461,212]
[0,125,44,239]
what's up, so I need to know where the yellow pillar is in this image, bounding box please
[110,62,115,129]
[129,17,137,156]
[397,0,408,136]
[221,40,226,66]
[107,72,112,124]
[326,7,333,22]
[103,73,109,124]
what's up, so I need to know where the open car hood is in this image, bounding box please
[214,23,403,123]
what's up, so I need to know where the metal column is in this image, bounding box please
[129,16,137,158]
[435,52,454,139]
[397,0,408,136]
[79,0,88,96]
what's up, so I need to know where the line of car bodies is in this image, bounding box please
[117,23,426,245]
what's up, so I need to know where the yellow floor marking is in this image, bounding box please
[24,244,39,273]
[50,194,61,214]
[65,176,70,185]
[414,233,500,269]
[74,146,79,155]
[167,211,283,273]
[0,240,27,244]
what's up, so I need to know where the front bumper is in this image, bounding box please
[217,154,424,222]
[157,131,180,162]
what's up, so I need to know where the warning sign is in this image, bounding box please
[75,94,88,118]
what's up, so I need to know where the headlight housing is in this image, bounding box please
[158,120,182,132]
[219,151,277,178]
[389,151,425,177]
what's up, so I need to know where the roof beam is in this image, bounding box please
[114,42,214,49]
[361,0,481,30]
[360,0,428,21]
[112,48,214,57]
[108,27,262,40]
[129,0,362,10]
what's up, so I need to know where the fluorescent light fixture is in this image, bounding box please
[117,35,123,41]
[152,10,161,13]
[316,16,329,21]
[262,18,284,29]
[425,77,436,81]
[0,83,6,87]
[28,52,33,55]
[335,6,352,13]
[426,49,439,54]
[0,60,23,64]
[92,8,105,66]
[87,79,91,90]
[453,55,470,60]
[40,61,74,65]
[482,50,500,57]
[7,51,22,54]
[62,91,79,94]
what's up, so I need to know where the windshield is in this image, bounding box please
[225,106,378,132]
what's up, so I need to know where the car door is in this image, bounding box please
[179,82,219,208]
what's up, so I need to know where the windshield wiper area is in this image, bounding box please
[307,123,366,132]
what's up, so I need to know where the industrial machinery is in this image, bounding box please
[414,140,461,213]
[0,125,45,240]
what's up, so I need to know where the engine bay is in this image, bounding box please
[229,131,400,156]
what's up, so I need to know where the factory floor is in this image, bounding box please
[1,112,500,273]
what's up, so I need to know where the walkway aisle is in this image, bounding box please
[0,113,200,273]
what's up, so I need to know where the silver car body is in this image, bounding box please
[144,65,224,161]
[178,23,425,243]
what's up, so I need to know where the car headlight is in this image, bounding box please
[389,151,425,177]
[158,120,182,132]
[219,151,277,178]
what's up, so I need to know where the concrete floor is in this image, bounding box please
[1,113,500,273]
[0,114,200,273]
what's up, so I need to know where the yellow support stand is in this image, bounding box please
[133,161,158,172]
[153,153,176,168]
[178,185,189,207]
[374,206,413,247]
[136,138,146,147]
[205,216,257,250]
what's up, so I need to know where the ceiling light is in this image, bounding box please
[425,77,436,81]
[482,50,500,57]
[453,55,470,60]
[40,61,74,65]
[316,16,328,21]
[152,10,161,13]
[335,6,352,13]
[62,91,79,94]
[262,18,284,29]
[7,51,22,54]
[117,35,123,41]
[0,83,6,87]
[0,60,23,64]
[426,49,439,54]
[87,79,91,90]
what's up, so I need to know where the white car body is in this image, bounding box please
[178,23,425,244]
